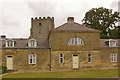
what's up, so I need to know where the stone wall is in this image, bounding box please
[100,48,118,69]
[2,49,50,72]
[51,50,101,71]
[50,31,100,51]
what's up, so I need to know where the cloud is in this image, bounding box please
[0,2,33,38]
[0,0,118,38]
[110,0,120,11]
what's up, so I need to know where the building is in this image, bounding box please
[0,17,119,72]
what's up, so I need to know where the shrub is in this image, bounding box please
[0,65,7,74]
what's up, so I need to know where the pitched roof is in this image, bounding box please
[0,38,49,49]
[51,22,100,32]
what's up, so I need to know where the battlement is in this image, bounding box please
[31,16,54,21]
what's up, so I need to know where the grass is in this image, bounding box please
[2,69,118,78]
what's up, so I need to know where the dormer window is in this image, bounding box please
[109,39,116,47]
[6,40,15,47]
[28,39,37,47]
[68,37,84,45]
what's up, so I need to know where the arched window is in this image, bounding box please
[68,37,84,45]
[28,39,37,47]
[109,39,116,47]
[6,39,15,47]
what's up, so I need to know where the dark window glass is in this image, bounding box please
[60,58,63,63]
[60,54,63,57]
[88,54,92,62]
[39,23,42,26]
[30,59,32,63]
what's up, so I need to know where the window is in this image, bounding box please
[6,40,15,47]
[110,53,117,62]
[88,54,92,63]
[68,37,84,45]
[109,39,116,47]
[39,23,42,26]
[28,54,37,64]
[28,39,37,47]
[59,54,64,64]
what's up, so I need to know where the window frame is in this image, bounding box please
[28,54,37,64]
[110,53,117,62]
[88,53,92,63]
[28,39,37,48]
[68,37,84,45]
[6,40,15,47]
[59,54,64,64]
[109,39,116,47]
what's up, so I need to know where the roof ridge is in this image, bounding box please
[53,23,67,30]
[74,22,101,32]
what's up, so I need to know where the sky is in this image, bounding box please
[0,0,120,38]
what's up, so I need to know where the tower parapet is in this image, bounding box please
[31,16,54,21]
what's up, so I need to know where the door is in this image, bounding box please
[73,55,78,69]
[7,56,13,70]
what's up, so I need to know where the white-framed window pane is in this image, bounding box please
[34,41,37,47]
[72,38,74,44]
[75,38,77,44]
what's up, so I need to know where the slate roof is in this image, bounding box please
[0,38,49,49]
[51,22,100,32]
[100,39,120,48]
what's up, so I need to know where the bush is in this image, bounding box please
[0,65,7,74]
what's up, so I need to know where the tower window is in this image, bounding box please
[39,23,42,26]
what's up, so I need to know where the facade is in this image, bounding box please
[0,17,119,72]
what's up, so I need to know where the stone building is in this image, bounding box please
[0,17,119,72]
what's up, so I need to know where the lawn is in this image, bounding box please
[2,69,118,78]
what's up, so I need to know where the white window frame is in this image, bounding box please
[6,40,15,47]
[28,39,37,47]
[109,39,116,47]
[88,54,92,63]
[68,37,84,45]
[110,53,117,62]
[59,54,64,64]
[28,54,37,64]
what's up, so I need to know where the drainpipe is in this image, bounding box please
[49,48,51,71]
[49,39,51,71]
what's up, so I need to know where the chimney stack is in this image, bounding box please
[67,17,74,23]
[0,35,6,39]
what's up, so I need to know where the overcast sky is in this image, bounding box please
[0,0,119,38]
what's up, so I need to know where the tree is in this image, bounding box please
[82,7,120,39]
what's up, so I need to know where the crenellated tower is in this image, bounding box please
[29,16,54,39]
